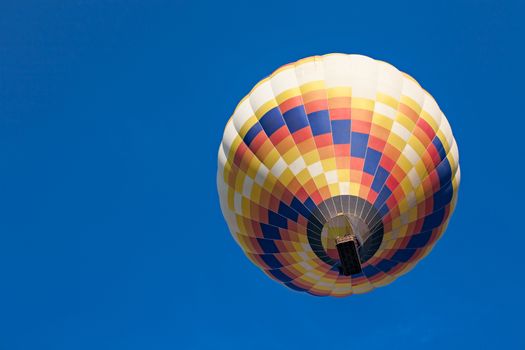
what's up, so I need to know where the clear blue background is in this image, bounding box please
[1,1,523,349]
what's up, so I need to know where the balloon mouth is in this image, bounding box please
[321,214,369,261]
[306,195,385,268]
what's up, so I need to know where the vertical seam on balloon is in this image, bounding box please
[286,56,345,295]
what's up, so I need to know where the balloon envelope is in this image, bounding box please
[217,54,460,296]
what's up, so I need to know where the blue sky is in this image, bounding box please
[0,1,523,349]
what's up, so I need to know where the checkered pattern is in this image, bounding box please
[217,54,460,297]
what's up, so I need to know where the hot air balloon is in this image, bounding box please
[217,54,460,297]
